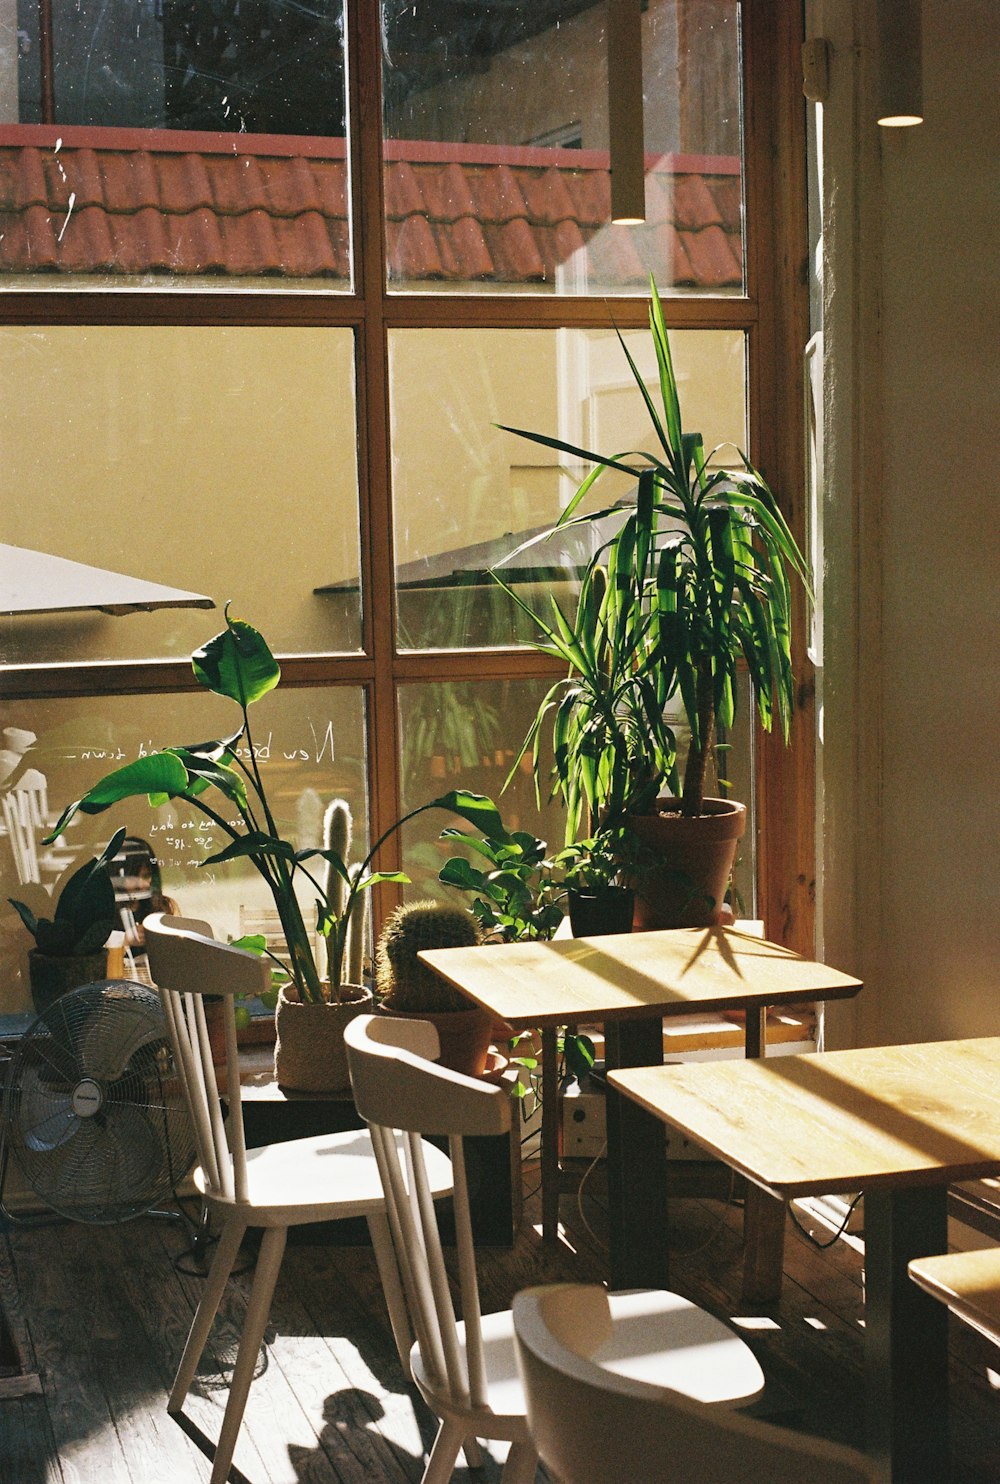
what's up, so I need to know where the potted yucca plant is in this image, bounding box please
[493,278,810,928]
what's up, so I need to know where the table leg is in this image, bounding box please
[741,1005,787,1304]
[864,1186,949,1484]
[540,1026,560,1243]
[604,1017,668,1290]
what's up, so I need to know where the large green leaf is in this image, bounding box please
[172,749,249,809]
[192,614,281,707]
[45,752,190,840]
[426,789,508,841]
[200,832,296,868]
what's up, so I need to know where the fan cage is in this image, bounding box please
[2,979,196,1225]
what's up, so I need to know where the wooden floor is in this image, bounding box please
[2,1159,999,1483]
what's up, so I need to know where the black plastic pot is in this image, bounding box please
[567,887,635,938]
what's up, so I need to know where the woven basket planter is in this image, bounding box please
[274,984,374,1093]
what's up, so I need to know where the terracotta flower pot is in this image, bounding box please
[375,998,499,1079]
[627,797,747,931]
[274,983,374,1093]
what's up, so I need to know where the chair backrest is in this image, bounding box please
[512,1285,877,1484]
[144,912,270,1205]
[344,1013,511,1412]
[2,786,40,884]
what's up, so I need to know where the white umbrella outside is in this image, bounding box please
[0,545,215,617]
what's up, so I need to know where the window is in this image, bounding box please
[0,1,810,1017]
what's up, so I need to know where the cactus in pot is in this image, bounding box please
[376,901,497,1077]
[376,901,482,1013]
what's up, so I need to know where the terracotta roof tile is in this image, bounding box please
[448,214,495,279]
[681,223,741,288]
[672,173,724,232]
[60,203,116,270]
[470,164,529,225]
[420,161,480,223]
[519,166,580,227]
[114,205,174,273]
[384,160,427,221]
[390,213,444,279]
[100,149,159,212]
[0,133,742,288]
[9,148,48,209]
[562,169,611,226]
[491,216,546,280]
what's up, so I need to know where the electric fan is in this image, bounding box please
[1,980,196,1224]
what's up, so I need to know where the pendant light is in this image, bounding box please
[608,0,646,222]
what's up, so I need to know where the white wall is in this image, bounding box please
[819,0,1000,1047]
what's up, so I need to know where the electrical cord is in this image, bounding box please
[789,1192,862,1249]
[574,1141,609,1256]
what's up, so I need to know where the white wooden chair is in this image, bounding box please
[343,1014,766,1484]
[144,913,453,1484]
[512,1284,878,1484]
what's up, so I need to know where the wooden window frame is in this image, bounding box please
[0,0,812,953]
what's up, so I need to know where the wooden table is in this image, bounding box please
[421,926,861,1291]
[609,1036,1000,1484]
[909,1245,1000,1348]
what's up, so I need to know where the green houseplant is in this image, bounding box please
[43,609,510,1083]
[548,826,637,938]
[10,826,125,1013]
[437,814,564,944]
[493,279,810,927]
[374,900,500,1077]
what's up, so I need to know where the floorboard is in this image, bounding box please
[1,1156,998,1483]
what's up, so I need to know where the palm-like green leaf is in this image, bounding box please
[492,277,810,825]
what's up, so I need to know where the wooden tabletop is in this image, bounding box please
[608,1037,1000,1198]
[908,1247,1000,1347]
[419,926,861,1030]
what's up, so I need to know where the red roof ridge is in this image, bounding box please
[0,123,739,179]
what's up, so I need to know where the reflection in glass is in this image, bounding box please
[0,326,361,664]
[398,677,564,904]
[14,0,347,134]
[0,687,366,1015]
[382,0,743,294]
[2,3,349,286]
[390,325,746,651]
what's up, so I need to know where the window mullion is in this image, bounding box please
[347,0,405,920]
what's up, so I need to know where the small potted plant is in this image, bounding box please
[437,814,564,944]
[43,608,511,1091]
[493,278,810,928]
[549,827,637,938]
[9,826,125,1015]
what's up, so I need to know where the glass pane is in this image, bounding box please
[0,686,366,1016]
[0,325,361,664]
[398,674,756,923]
[398,676,565,905]
[382,0,743,294]
[0,2,349,287]
[389,325,746,650]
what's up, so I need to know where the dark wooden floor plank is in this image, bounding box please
[0,1394,65,1484]
[3,1146,998,1484]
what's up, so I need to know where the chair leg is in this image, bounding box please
[209,1225,288,1484]
[500,1440,539,1484]
[169,1215,247,1413]
[462,1437,485,1468]
[367,1210,413,1378]
[421,1416,466,1484]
